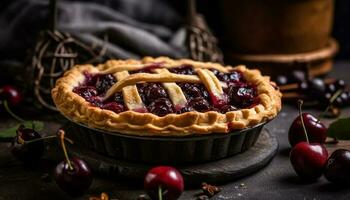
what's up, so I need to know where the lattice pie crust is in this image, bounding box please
[52,57,282,136]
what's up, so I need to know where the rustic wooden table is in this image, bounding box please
[0,61,350,200]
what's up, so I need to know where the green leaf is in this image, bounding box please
[0,121,44,141]
[0,126,19,139]
[327,117,350,140]
[29,121,44,131]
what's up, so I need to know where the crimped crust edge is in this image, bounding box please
[52,57,282,136]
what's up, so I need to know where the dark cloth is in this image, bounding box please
[0,0,187,62]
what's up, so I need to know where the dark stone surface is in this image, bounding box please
[0,61,349,200]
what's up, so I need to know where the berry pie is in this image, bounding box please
[52,57,281,136]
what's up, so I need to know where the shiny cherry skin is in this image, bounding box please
[54,157,93,197]
[326,83,337,94]
[0,85,22,106]
[324,149,350,185]
[290,70,306,83]
[288,113,327,147]
[298,81,309,93]
[275,75,288,85]
[304,78,326,99]
[334,92,350,107]
[144,166,184,200]
[334,79,346,90]
[11,125,45,164]
[290,142,328,181]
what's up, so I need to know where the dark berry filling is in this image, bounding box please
[148,98,174,116]
[73,86,98,103]
[187,97,211,112]
[227,83,257,108]
[178,83,209,100]
[114,92,124,104]
[102,102,125,113]
[177,106,194,114]
[137,83,169,105]
[209,93,229,109]
[73,73,123,112]
[73,66,259,116]
[83,71,99,86]
[168,65,196,75]
[211,69,243,82]
[220,105,238,113]
[95,74,116,94]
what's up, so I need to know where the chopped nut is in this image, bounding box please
[89,192,109,200]
[201,182,221,197]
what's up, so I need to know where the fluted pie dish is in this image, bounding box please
[52,57,281,137]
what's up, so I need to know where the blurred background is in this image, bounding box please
[0,0,349,110]
[330,0,350,59]
[1,0,349,61]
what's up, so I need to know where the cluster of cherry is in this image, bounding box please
[289,100,350,183]
[275,70,349,108]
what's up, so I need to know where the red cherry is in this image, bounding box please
[290,142,328,181]
[11,125,45,164]
[288,113,327,147]
[54,157,93,197]
[324,149,350,185]
[144,166,184,200]
[54,130,92,197]
[0,85,22,106]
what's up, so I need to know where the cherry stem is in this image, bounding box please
[20,135,56,144]
[3,100,24,122]
[63,137,74,144]
[158,186,163,200]
[317,89,343,123]
[19,135,73,145]
[298,100,309,144]
[58,129,73,171]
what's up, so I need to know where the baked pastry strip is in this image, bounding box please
[103,73,201,100]
[100,61,231,75]
[114,71,147,112]
[196,69,227,106]
[154,68,188,111]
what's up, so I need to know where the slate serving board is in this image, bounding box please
[70,129,278,185]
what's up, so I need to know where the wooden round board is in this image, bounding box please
[70,129,278,185]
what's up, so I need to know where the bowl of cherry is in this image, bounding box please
[9,125,93,198]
